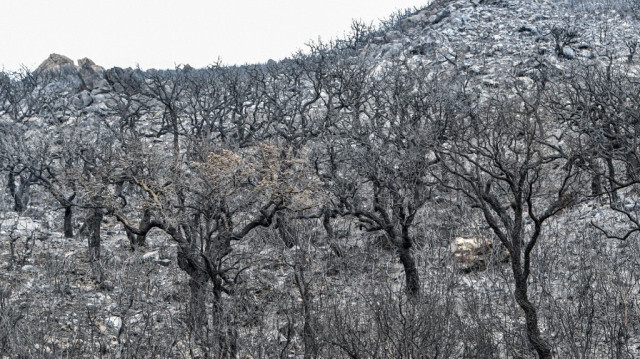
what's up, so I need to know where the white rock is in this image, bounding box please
[107,316,122,331]
[20,265,38,272]
[562,47,576,59]
[142,251,159,261]
[450,237,507,272]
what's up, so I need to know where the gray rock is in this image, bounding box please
[107,316,122,332]
[562,47,576,59]
[36,53,76,75]
[77,57,105,73]
[142,251,159,261]
[517,24,539,36]
[385,31,403,42]
[450,237,508,273]
[77,57,111,93]
[155,259,172,267]
[99,281,114,292]
[73,91,93,109]
[432,9,451,25]
[21,265,38,272]
[90,79,112,94]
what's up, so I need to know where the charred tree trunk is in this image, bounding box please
[87,208,103,262]
[606,157,619,202]
[137,209,151,246]
[294,259,317,358]
[126,209,151,249]
[7,172,29,213]
[177,244,211,338]
[625,153,640,182]
[509,223,552,359]
[513,272,552,359]
[589,158,603,196]
[397,238,420,297]
[323,208,343,257]
[187,273,209,332]
[86,207,105,282]
[212,275,236,359]
[276,213,297,248]
[64,205,74,238]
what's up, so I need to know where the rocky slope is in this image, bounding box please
[369,0,640,78]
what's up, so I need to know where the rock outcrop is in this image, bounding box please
[35,54,112,107]
[77,57,105,73]
[35,53,77,75]
[77,57,110,94]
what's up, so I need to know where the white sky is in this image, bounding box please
[1,0,428,71]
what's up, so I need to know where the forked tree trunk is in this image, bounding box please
[126,209,151,249]
[513,275,552,359]
[508,234,552,359]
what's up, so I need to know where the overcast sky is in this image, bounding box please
[1,0,428,71]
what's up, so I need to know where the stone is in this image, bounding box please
[74,57,111,93]
[107,316,122,332]
[21,264,38,272]
[90,79,112,94]
[432,9,451,25]
[36,53,76,75]
[154,259,172,267]
[450,237,507,273]
[142,251,159,261]
[73,90,93,109]
[562,47,576,59]
[77,57,105,73]
[99,281,114,292]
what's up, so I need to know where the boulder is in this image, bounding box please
[77,57,105,73]
[90,80,112,94]
[72,90,93,109]
[77,57,111,93]
[36,53,77,75]
[450,237,508,273]
[431,8,451,25]
[21,264,38,272]
[562,47,576,59]
[106,316,122,332]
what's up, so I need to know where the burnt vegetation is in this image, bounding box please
[2,0,640,358]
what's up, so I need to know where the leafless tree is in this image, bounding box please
[313,61,443,296]
[110,140,317,357]
[436,78,585,358]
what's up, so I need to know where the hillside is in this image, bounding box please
[1,0,640,358]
